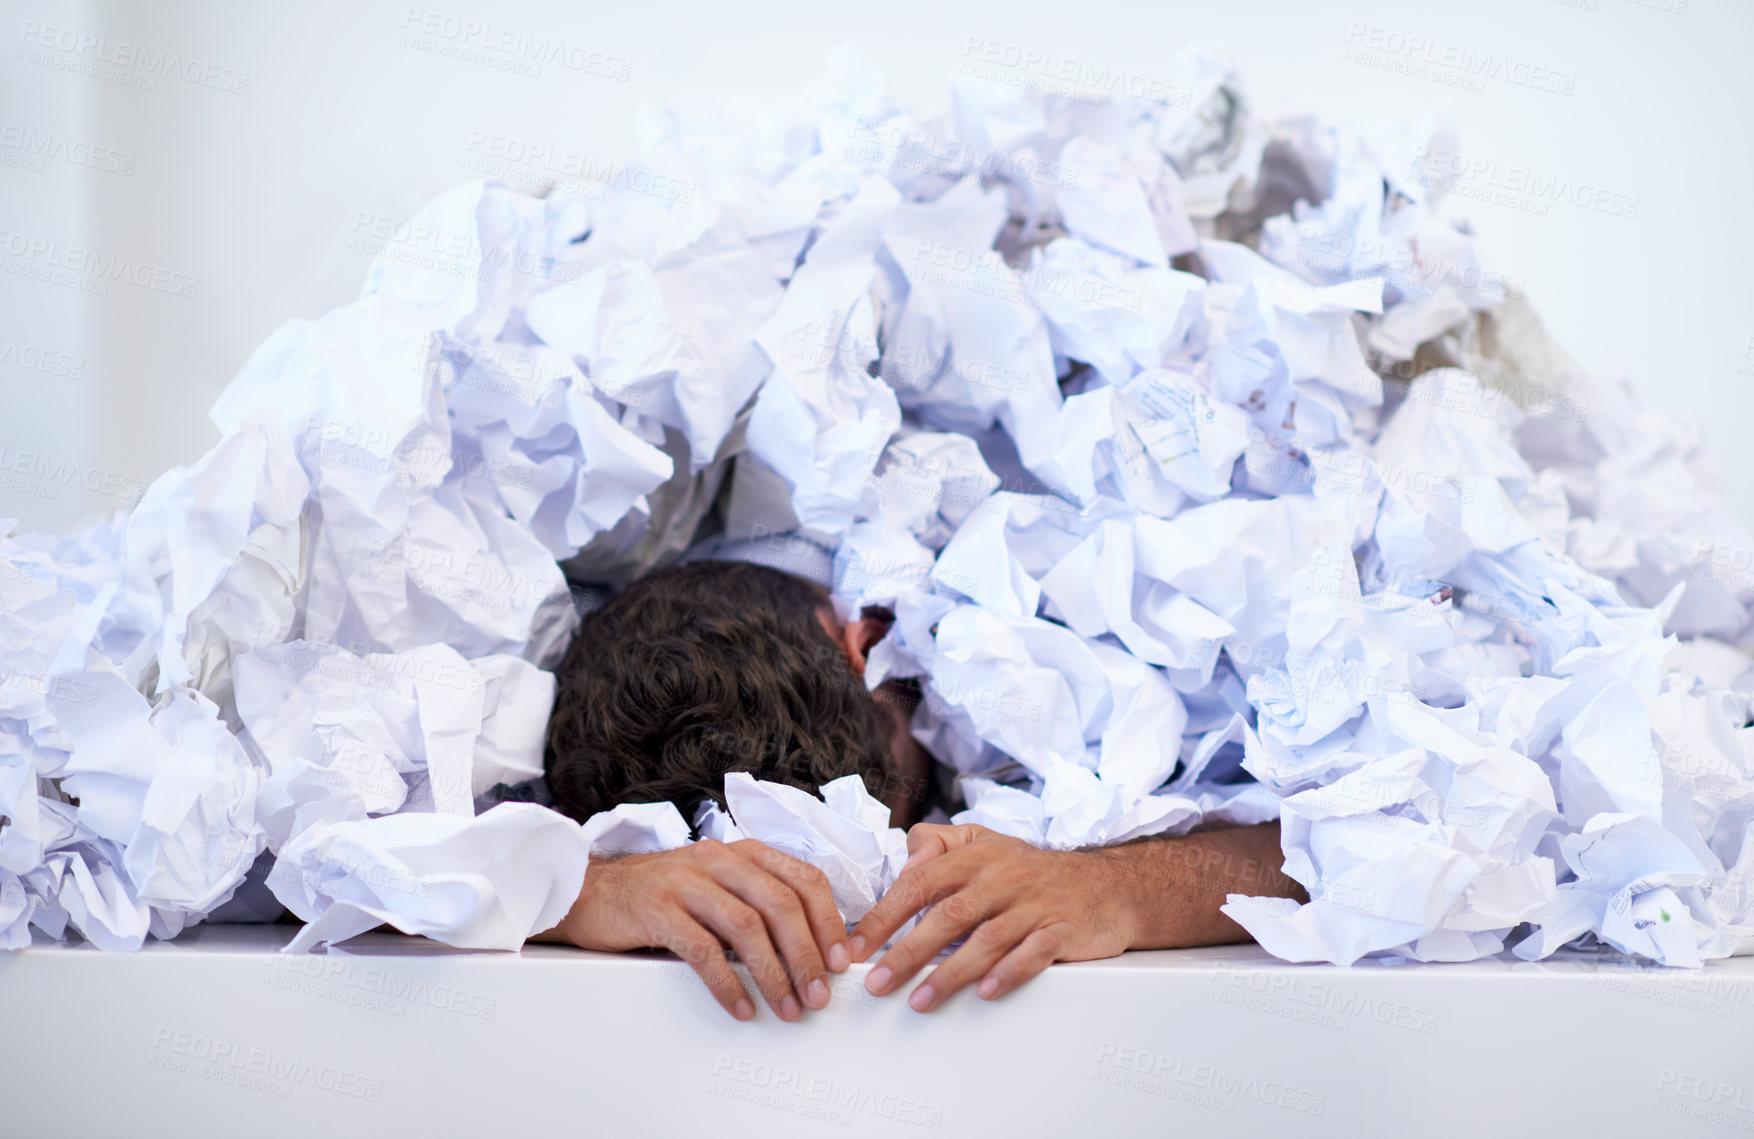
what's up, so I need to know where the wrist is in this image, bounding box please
[1091,837,1209,950]
[1084,846,1151,951]
[543,853,612,947]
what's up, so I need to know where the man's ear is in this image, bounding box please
[839,611,893,677]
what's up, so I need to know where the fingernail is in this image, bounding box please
[780,994,801,1021]
[909,983,936,1012]
[867,965,892,995]
[828,943,851,972]
[978,977,1000,1000]
[734,998,755,1021]
[807,979,830,1009]
[848,935,867,961]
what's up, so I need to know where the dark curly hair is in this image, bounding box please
[545,560,899,825]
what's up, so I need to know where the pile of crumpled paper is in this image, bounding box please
[3,44,1751,966]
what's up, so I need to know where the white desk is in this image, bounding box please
[5,925,1753,1138]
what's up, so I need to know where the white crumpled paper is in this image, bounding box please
[3,44,1751,968]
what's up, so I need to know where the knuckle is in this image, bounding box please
[752,958,791,991]
[937,892,986,925]
[962,847,999,872]
[925,966,966,992]
[882,950,918,977]
[762,877,805,912]
[788,957,820,987]
[924,880,959,907]
[929,893,967,923]
[927,906,972,939]
[778,956,812,987]
[967,920,1013,953]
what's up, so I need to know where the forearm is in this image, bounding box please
[527,853,616,945]
[1094,821,1306,950]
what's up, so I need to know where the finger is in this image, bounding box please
[661,922,756,1022]
[681,886,802,1022]
[900,823,990,875]
[898,825,955,877]
[903,913,1033,1013]
[709,850,831,1011]
[849,847,981,962]
[730,841,851,979]
[978,924,1069,1002]
[864,885,989,998]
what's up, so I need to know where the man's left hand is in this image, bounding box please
[846,824,1135,1013]
[848,819,1299,1012]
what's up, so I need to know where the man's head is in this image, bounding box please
[546,560,930,828]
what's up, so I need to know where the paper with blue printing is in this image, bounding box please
[3,44,1751,967]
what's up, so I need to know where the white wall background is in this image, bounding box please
[3,0,1749,534]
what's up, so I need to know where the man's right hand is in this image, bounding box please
[533,839,851,1022]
